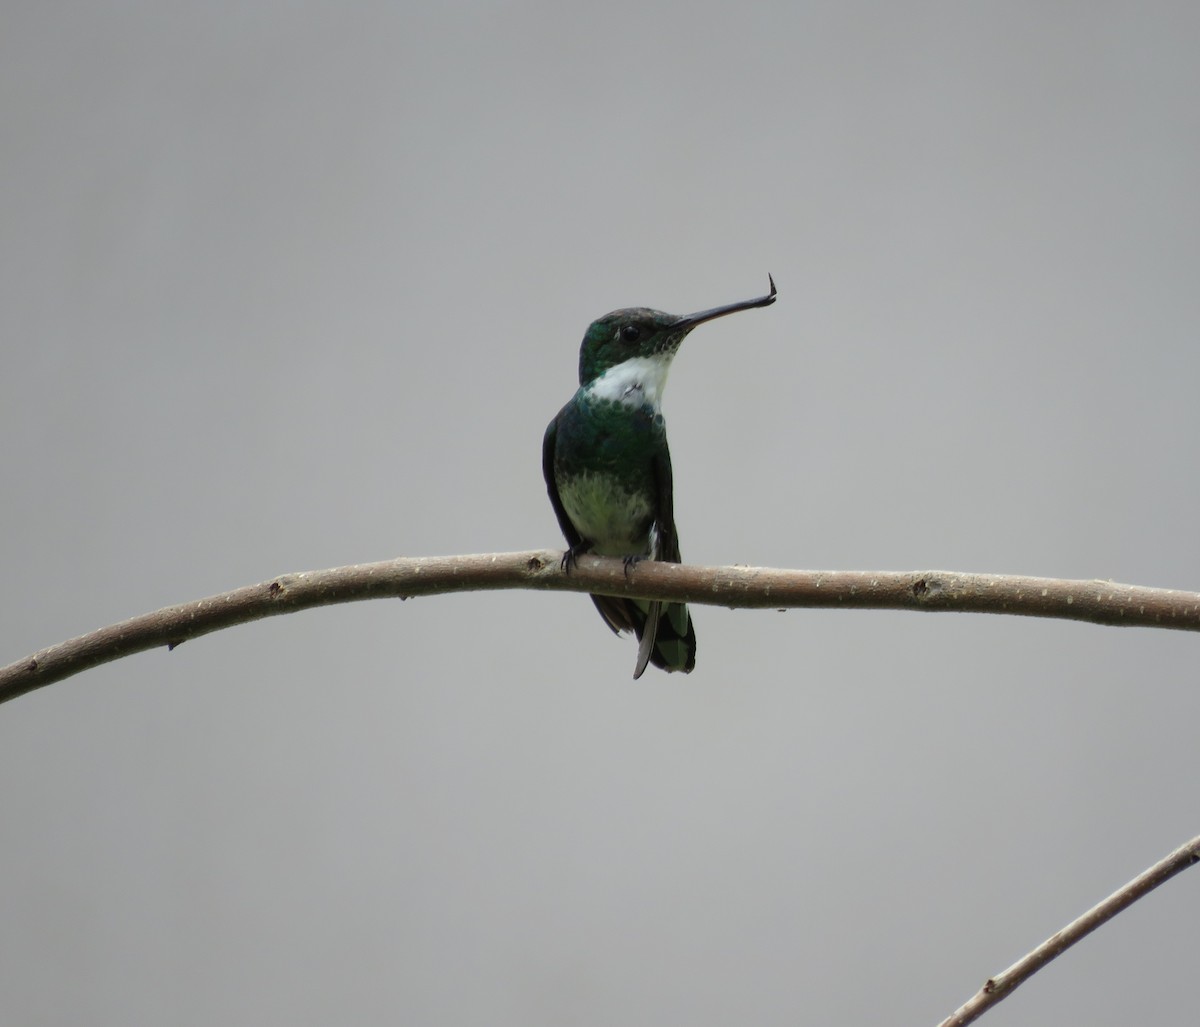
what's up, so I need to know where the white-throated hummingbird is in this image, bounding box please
[543,276,777,678]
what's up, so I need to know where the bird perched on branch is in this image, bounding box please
[543,276,777,677]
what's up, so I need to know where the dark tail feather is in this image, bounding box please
[590,595,697,677]
[633,600,661,679]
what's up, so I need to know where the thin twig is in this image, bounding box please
[3,550,1199,705]
[938,835,1200,1026]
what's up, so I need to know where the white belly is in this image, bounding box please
[558,471,656,557]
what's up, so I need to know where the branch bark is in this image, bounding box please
[938,835,1200,1026]
[3,549,1199,705]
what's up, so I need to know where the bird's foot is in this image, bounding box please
[622,554,643,580]
[561,541,593,572]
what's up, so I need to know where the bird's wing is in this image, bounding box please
[542,410,584,551]
[651,438,682,564]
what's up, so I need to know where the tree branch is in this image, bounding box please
[938,835,1200,1026]
[5,553,1199,1019]
[3,550,1199,705]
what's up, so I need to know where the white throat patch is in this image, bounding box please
[586,354,672,409]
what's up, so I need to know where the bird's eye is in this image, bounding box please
[620,324,641,343]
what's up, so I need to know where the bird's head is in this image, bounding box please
[577,276,777,388]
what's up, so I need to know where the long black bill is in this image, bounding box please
[672,274,777,330]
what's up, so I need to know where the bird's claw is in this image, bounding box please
[561,542,593,572]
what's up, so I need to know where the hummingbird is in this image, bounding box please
[543,276,777,678]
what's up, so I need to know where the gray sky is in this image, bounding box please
[3,3,1199,1024]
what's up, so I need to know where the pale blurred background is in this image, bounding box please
[2,3,1198,1024]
